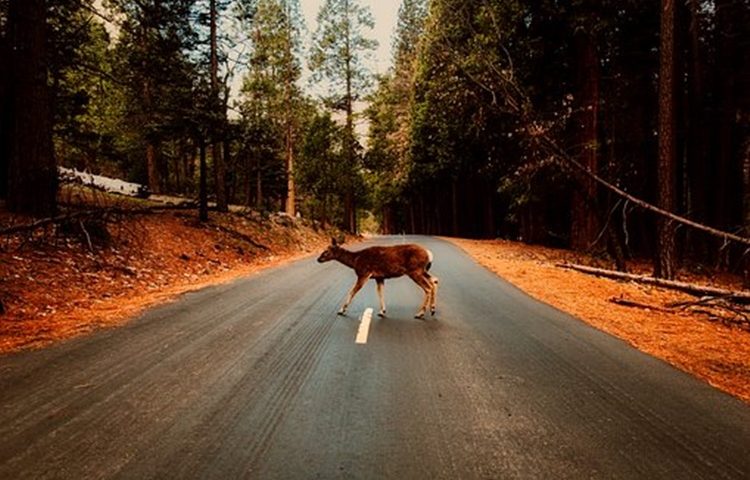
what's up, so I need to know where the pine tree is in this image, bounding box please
[309,0,377,232]
[655,0,677,279]
[239,0,304,214]
[6,0,57,216]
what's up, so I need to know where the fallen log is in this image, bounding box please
[557,263,750,303]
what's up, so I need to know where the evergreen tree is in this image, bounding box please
[239,0,305,213]
[6,0,57,216]
[309,0,377,232]
[108,0,198,193]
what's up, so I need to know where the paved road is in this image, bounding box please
[1,236,749,479]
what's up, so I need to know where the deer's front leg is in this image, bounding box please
[338,274,370,315]
[376,279,386,317]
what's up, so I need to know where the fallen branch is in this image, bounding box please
[557,263,750,303]
[608,296,671,312]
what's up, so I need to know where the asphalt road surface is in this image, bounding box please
[1,236,749,479]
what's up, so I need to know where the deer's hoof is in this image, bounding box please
[430,308,436,316]
[337,310,346,316]
[378,310,386,317]
[414,312,425,319]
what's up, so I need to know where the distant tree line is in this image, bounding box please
[367,0,750,278]
[0,0,376,232]
[2,0,750,280]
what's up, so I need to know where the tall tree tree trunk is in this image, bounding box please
[742,138,750,287]
[451,178,458,236]
[655,0,677,279]
[0,32,9,199]
[146,141,160,194]
[7,0,57,216]
[685,0,708,259]
[285,122,296,216]
[570,30,600,251]
[142,75,161,194]
[223,138,233,204]
[256,157,263,210]
[199,138,208,222]
[210,0,227,212]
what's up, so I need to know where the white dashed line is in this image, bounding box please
[355,308,374,344]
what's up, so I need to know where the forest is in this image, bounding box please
[1,0,749,281]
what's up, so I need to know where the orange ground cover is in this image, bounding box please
[0,210,330,353]
[447,237,750,404]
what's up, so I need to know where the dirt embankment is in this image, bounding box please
[447,237,750,404]
[0,208,332,354]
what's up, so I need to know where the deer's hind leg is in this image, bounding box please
[409,271,433,319]
[339,274,370,315]
[423,272,439,316]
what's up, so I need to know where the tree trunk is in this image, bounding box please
[451,178,458,236]
[0,32,9,199]
[210,0,227,212]
[211,142,225,209]
[285,122,296,216]
[199,139,208,222]
[570,30,600,251]
[743,137,750,287]
[223,139,233,204]
[7,0,57,216]
[146,141,160,194]
[685,0,708,259]
[655,0,677,279]
[256,158,263,210]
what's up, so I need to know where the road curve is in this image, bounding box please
[1,236,749,479]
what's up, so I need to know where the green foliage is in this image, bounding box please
[237,0,306,210]
[308,0,377,109]
[297,112,346,223]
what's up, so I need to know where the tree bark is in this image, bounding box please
[655,0,677,279]
[7,0,57,216]
[199,138,208,222]
[570,30,600,251]
[145,140,160,194]
[285,122,296,216]
[451,178,459,236]
[210,0,227,212]
[685,0,708,258]
[0,31,9,199]
[256,157,263,210]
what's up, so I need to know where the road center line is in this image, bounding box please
[355,308,374,344]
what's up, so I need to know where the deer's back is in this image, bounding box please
[354,244,430,279]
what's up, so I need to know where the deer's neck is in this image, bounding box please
[334,248,358,270]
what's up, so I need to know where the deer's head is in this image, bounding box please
[317,237,344,263]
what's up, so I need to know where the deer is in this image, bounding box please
[317,238,439,319]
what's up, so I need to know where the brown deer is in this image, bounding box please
[317,238,439,319]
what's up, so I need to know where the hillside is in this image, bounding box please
[0,200,333,353]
